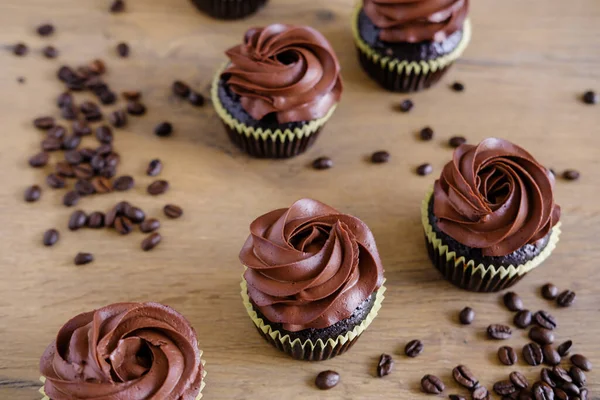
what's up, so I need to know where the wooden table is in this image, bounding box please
[1,0,599,399]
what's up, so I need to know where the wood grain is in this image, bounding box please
[0,0,599,399]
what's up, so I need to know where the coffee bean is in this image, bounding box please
[126,101,146,115]
[188,91,205,106]
[88,59,106,75]
[563,383,580,397]
[155,122,173,137]
[122,90,140,101]
[582,90,598,105]
[81,100,102,117]
[498,346,518,366]
[116,42,130,57]
[78,148,96,162]
[57,65,78,82]
[532,381,554,400]
[95,144,112,156]
[312,156,333,170]
[74,252,93,266]
[43,229,59,246]
[98,90,117,105]
[91,176,112,194]
[41,137,62,152]
[449,136,467,148]
[569,366,586,387]
[105,207,118,228]
[29,151,49,167]
[147,159,162,176]
[541,283,559,300]
[42,45,58,59]
[72,120,92,136]
[24,185,42,202]
[100,165,117,178]
[114,216,134,235]
[404,339,424,358]
[494,381,517,396]
[109,109,127,127]
[542,345,561,366]
[55,162,75,178]
[172,80,191,98]
[562,170,580,181]
[47,125,66,140]
[140,218,160,233]
[113,175,134,191]
[552,366,572,384]
[534,311,557,330]
[61,104,80,121]
[523,343,544,366]
[449,395,466,400]
[62,135,81,150]
[90,154,107,171]
[57,92,73,108]
[553,388,568,400]
[540,368,557,388]
[421,374,444,394]
[37,23,55,36]
[451,82,465,92]
[398,99,414,112]
[530,327,554,345]
[471,386,490,400]
[74,164,94,179]
[510,372,529,390]
[452,365,478,389]
[580,387,589,400]
[68,210,87,231]
[141,232,162,252]
[371,150,390,164]
[557,340,572,357]
[34,116,55,130]
[570,354,592,371]
[416,163,433,176]
[315,370,340,390]
[62,191,80,207]
[105,152,120,168]
[420,126,434,141]
[377,354,394,377]
[488,324,512,340]
[514,310,533,329]
[46,173,66,189]
[163,204,183,219]
[110,0,125,12]
[74,179,95,196]
[95,125,113,144]
[557,290,576,307]
[13,43,28,56]
[125,206,145,224]
[87,212,105,229]
[459,307,475,324]
[503,292,524,311]
[64,150,82,165]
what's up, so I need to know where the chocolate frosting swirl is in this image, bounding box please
[433,138,561,257]
[40,302,203,400]
[363,0,469,43]
[240,199,384,332]
[222,24,343,124]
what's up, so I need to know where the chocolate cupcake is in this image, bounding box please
[212,24,343,158]
[353,0,471,92]
[190,0,267,20]
[423,138,562,292]
[39,302,206,400]
[240,199,385,361]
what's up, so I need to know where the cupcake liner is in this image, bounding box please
[190,0,267,20]
[40,357,206,400]
[241,279,386,361]
[352,4,472,92]
[422,190,561,292]
[211,62,335,158]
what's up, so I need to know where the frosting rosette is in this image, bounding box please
[240,199,384,332]
[222,24,343,124]
[40,302,204,400]
[363,0,469,43]
[433,138,561,257]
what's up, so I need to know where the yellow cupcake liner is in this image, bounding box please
[211,62,336,143]
[39,357,206,400]
[422,189,561,291]
[352,4,472,76]
[241,278,385,360]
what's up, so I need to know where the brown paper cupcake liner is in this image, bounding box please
[421,190,561,292]
[191,0,267,20]
[241,279,386,361]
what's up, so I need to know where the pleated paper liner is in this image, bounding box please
[352,4,472,92]
[190,0,267,20]
[211,62,336,159]
[421,190,561,292]
[39,357,206,400]
[241,279,386,361]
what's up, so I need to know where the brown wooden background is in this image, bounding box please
[0,0,599,399]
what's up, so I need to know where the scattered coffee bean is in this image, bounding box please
[494,381,516,396]
[37,23,55,36]
[421,374,444,394]
[140,218,160,233]
[72,120,92,136]
[556,290,576,307]
[452,365,478,389]
[147,159,162,176]
[488,324,512,340]
[100,165,117,178]
[114,216,134,235]
[451,82,465,92]
[172,80,191,98]
[569,366,586,387]
[534,311,557,330]
[47,125,66,140]
[127,101,146,115]
[61,104,79,120]
[62,134,81,150]
[74,164,94,179]
[99,90,117,105]
[449,136,467,148]
[113,175,134,191]
[163,204,183,219]
[398,99,414,113]
[498,346,518,366]
[188,91,205,106]
[62,191,80,207]
[96,144,112,156]
[370,150,390,164]
[557,340,572,357]
[90,154,106,171]
[91,176,112,194]
[141,232,162,252]
[377,354,394,377]
[514,310,533,329]
[562,382,580,397]
[34,116,55,130]
[29,151,49,167]
[571,354,592,371]
[122,90,140,101]
[562,169,580,181]
[312,157,333,170]
[419,126,434,141]
[504,292,524,311]
[471,386,490,400]
[75,179,95,196]
[42,45,58,59]
[95,125,113,144]
[529,327,554,345]
[55,162,75,178]
[416,163,433,176]
[43,229,59,246]
[510,372,529,390]
[540,368,557,388]
[315,370,340,390]
[532,381,553,400]
[57,92,73,108]
[87,212,105,229]
[541,283,559,300]
[523,342,544,366]
[542,345,561,366]
[552,366,572,384]
[24,185,42,202]
[74,252,94,266]
[125,206,145,224]
[459,307,475,324]
[68,210,87,231]
[46,173,66,189]
[404,339,424,358]
[154,122,173,137]
[108,109,127,127]
[79,148,96,161]
[13,43,28,56]
[41,137,63,152]
[110,0,125,12]
[116,42,130,57]
[105,152,120,168]
[64,150,83,165]
[582,90,598,105]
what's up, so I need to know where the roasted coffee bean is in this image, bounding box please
[24,184,42,202]
[498,346,518,366]
[74,164,94,179]
[95,125,113,144]
[113,175,134,191]
[47,125,66,139]
[37,23,55,36]
[68,210,87,231]
[105,152,120,167]
[57,65,77,82]
[141,232,162,252]
[421,374,444,394]
[81,100,102,118]
[569,366,586,387]
[114,216,134,235]
[542,345,561,366]
[510,372,529,390]
[13,42,28,56]
[172,80,191,98]
[87,212,105,229]
[78,148,96,161]
[557,340,572,357]
[416,163,433,176]
[557,290,576,307]
[449,136,467,148]
[188,91,205,106]
[541,283,559,300]
[562,383,580,397]
[471,386,490,400]
[582,90,598,105]
[534,311,557,330]
[552,366,572,384]
[62,191,80,207]
[98,89,117,105]
[72,120,91,136]
[127,101,146,115]
[154,122,173,137]
[56,162,75,178]
[91,155,107,172]
[116,42,130,57]
[580,388,589,400]
[523,343,544,366]
[315,370,339,390]
[488,324,512,340]
[125,206,145,224]
[109,109,127,127]
[140,218,160,233]
[562,170,580,181]
[46,173,66,189]
[100,165,117,179]
[377,354,394,377]
[29,151,49,167]
[514,310,533,329]
[404,339,424,358]
[41,137,62,152]
[115,201,131,214]
[371,150,390,164]
[61,104,79,120]
[504,292,524,311]
[530,327,554,345]
[122,90,140,101]
[95,144,112,156]
[163,204,183,219]
[459,307,475,324]
[452,365,478,389]
[449,395,466,400]
[57,91,73,108]
[43,229,59,246]
[104,207,118,228]
[571,354,592,371]
[147,159,162,176]
[451,82,465,92]
[62,134,81,150]
[74,252,93,265]
[64,150,82,166]
[541,368,557,388]
[398,99,414,112]
[494,381,517,396]
[74,179,95,196]
[312,156,333,170]
[532,382,554,400]
[110,0,125,12]
[42,45,58,59]
[91,176,112,194]
[34,116,55,130]
[419,126,434,140]
[553,388,568,400]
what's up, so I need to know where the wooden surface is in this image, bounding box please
[1,0,599,399]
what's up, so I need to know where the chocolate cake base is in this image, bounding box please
[190,0,267,20]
